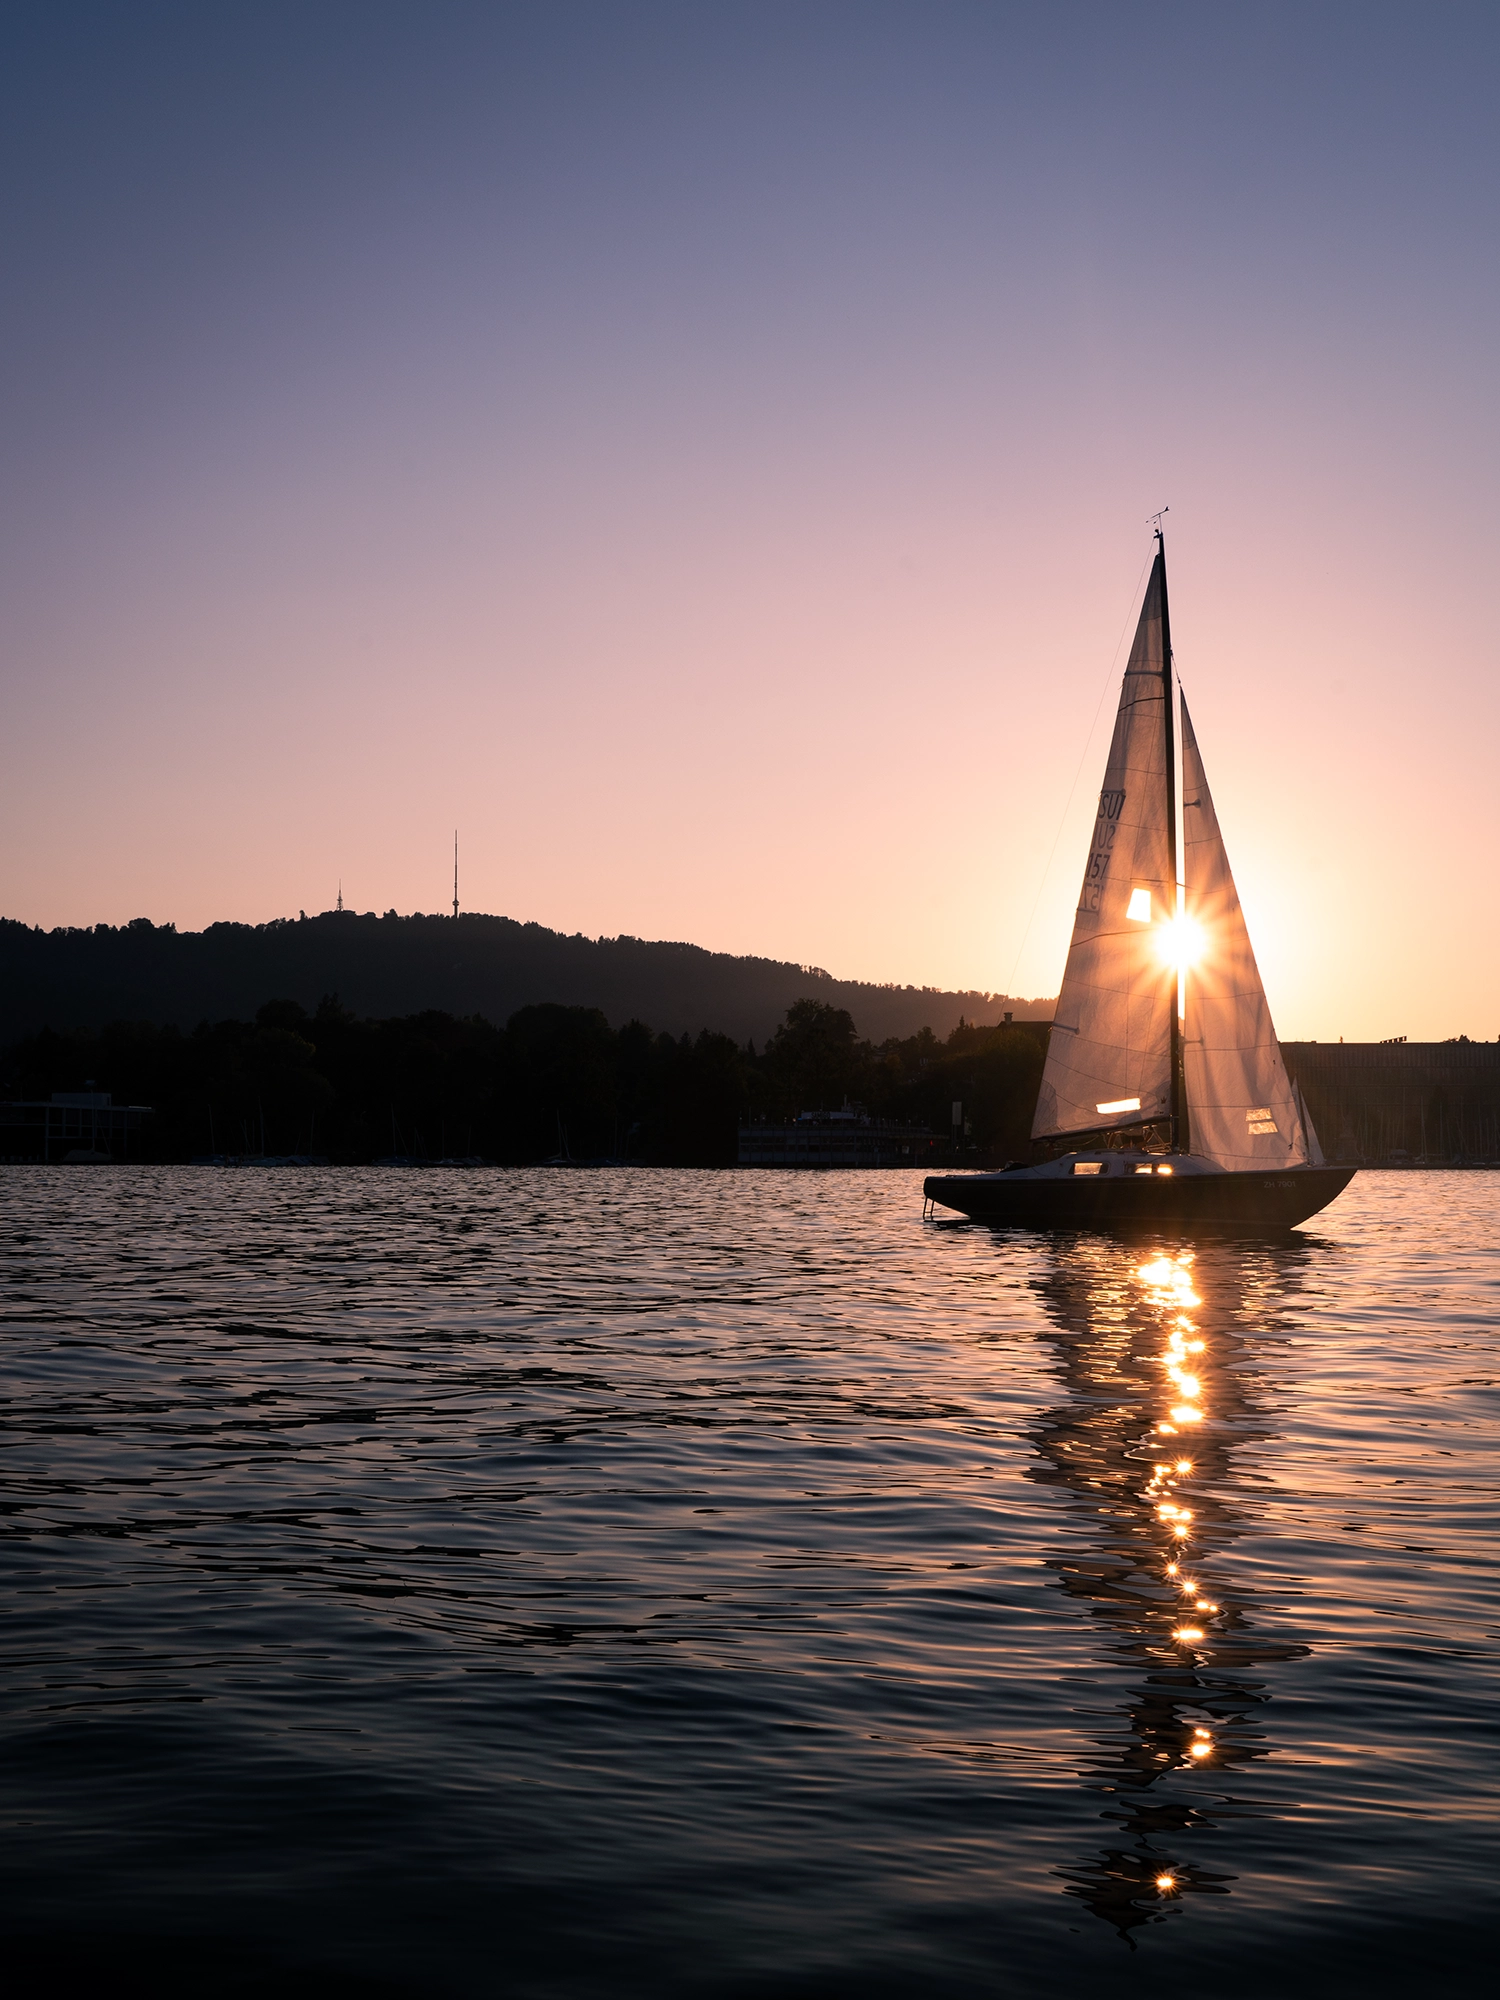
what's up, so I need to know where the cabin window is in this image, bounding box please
[1133,1164,1153,1175]
[1071,1161,1103,1176]
[1127,887,1152,922]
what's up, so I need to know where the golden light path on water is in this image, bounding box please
[1025,1231,1314,1937]
[1137,1252,1217,1893]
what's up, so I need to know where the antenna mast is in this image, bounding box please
[452,832,459,921]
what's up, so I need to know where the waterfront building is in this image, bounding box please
[0,1091,153,1163]
[738,1109,939,1168]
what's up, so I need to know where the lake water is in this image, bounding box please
[2,1167,1497,1997]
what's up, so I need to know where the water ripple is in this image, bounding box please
[2,1167,1497,1995]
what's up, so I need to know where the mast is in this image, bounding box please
[1158,527,1187,1152]
[453,831,459,921]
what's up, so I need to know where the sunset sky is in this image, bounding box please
[3,3,1496,1042]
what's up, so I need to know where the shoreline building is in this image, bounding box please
[738,1109,940,1169]
[0,1091,153,1163]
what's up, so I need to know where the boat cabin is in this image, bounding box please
[1027,1150,1222,1179]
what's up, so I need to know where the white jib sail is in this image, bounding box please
[1033,552,1176,1141]
[1180,697,1308,1168]
[1292,1078,1327,1166]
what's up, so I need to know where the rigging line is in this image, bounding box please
[1003,547,1155,1000]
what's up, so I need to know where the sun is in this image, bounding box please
[1157,914,1206,973]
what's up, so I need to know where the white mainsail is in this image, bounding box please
[1032,552,1177,1141]
[1180,698,1309,1169]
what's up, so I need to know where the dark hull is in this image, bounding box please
[924,1165,1356,1234]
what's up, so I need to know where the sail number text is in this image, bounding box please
[1079,789,1126,914]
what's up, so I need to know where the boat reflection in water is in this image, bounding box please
[1026,1233,1316,1942]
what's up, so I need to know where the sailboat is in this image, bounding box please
[925,530,1354,1232]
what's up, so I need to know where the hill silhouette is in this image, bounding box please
[0,910,1049,1047]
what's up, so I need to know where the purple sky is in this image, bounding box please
[3,3,1496,1039]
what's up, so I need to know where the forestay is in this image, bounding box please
[1033,553,1177,1141]
[1181,699,1316,1168]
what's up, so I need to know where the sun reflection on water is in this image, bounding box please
[1027,1237,1316,1942]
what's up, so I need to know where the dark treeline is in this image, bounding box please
[1281,1044,1500,1165]
[2,998,1050,1166]
[0,910,1050,1049]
